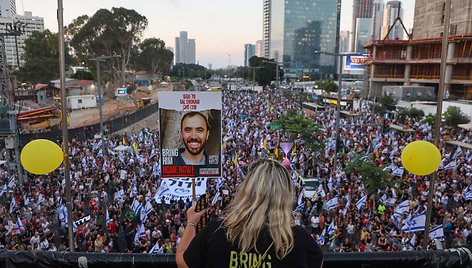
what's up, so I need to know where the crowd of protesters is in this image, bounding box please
[0,89,471,254]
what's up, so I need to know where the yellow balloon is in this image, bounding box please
[20,139,64,175]
[401,141,441,176]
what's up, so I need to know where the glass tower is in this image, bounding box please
[269,0,339,79]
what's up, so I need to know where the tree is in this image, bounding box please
[15,30,73,83]
[248,56,282,86]
[169,63,211,80]
[133,38,173,75]
[422,113,436,128]
[379,93,398,112]
[70,7,148,83]
[272,109,323,152]
[408,107,425,120]
[71,70,94,80]
[316,80,337,93]
[344,156,392,195]
[443,106,470,128]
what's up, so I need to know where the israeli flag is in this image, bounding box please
[134,223,146,242]
[0,184,6,197]
[392,167,405,177]
[317,184,326,198]
[409,233,416,249]
[297,188,305,205]
[140,203,148,223]
[464,187,472,201]
[16,216,24,230]
[327,221,336,236]
[444,160,456,171]
[325,196,338,210]
[154,181,170,204]
[401,213,426,232]
[356,195,367,210]
[394,200,410,215]
[383,197,397,207]
[428,225,444,240]
[115,189,125,204]
[10,195,16,214]
[452,146,462,160]
[294,203,304,212]
[148,241,164,254]
[317,229,326,245]
[212,192,221,206]
[131,198,142,216]
[106,208,111,225]
[37,194,45,210]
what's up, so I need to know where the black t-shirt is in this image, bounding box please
[184,220,323,268]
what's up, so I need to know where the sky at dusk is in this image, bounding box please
[18,0,415,68]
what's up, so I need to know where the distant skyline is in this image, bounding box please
[18,0,415,68]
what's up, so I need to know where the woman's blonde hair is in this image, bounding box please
[221,158,294,259]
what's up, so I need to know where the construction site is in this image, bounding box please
[365,35,472,100]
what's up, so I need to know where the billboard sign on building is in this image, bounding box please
[343,55,369,75]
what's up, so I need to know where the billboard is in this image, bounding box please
[158,91,222,178]
[343,55,369,75]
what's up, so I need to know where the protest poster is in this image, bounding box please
[159,91,222,177]
[155,178,207,204]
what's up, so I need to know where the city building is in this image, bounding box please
[371,0,384,40]
[255,40,264,57]
[0,11,44,69]
[0,0,15,18]
[266,0,340,79]
[244,44,256,66]
[174,31,196,64]
[354,18,372,53]
[262,0,271,58]
[380,0,404,40]
[413,0,472,38]
[351,0,374,51]
[339,31,350,53]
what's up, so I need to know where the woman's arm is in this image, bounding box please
[176,206,206,268]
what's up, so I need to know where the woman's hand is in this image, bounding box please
[186,205,206,225]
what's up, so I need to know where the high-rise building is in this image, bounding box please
[262,0,271,58]
[267,0,339,79]
[351,0,374,51]
[354,18,372,52]
[371,0,384,40]
[255,40,264,57]
[244,44,256,66]
[0,11,44,68]
[339,31,350,53]
[413,0,472,38]
[381,0,404,40]
[0,0,15,18]
[174,31,196,64]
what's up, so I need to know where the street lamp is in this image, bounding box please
[314,51,361,174]
[89,55,121,154]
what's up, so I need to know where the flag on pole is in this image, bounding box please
[452,146,462,160]
[325,196,338,210]
[327,221,336,236]
[16,216,24,230]
[10,195,16,214]
[134,223,146,242]
[0,184,6,197]
[444,160,456,170]
[148,241,163,254]
[154,181,170,204]
[464,186,472,201]
[356,195,367,210]
[317,228,326,245]
[409,233,416,249]
[428,225,444,240]
[212,192,221,206]
[106,208,111,225]
[401,212,426,232]
[131,198,142,216]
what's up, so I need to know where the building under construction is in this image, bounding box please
[365,0,472,100]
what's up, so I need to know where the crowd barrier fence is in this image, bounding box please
[0,247,470,268]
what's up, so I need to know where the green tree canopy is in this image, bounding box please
[169,63,212,80]
[70,7,148,82]
[249,56,283,86]
[15,30,73,83]
[443,106,470,128]
[379,93,398,112]
[272,109,323,152]
[316,80,338,93]
[344,155,392,195]
[132,38,173,75]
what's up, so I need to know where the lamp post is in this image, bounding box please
[89,55,121,153]
[57,0,74,252]
[422,0,451,250]
[314,51,361,174]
